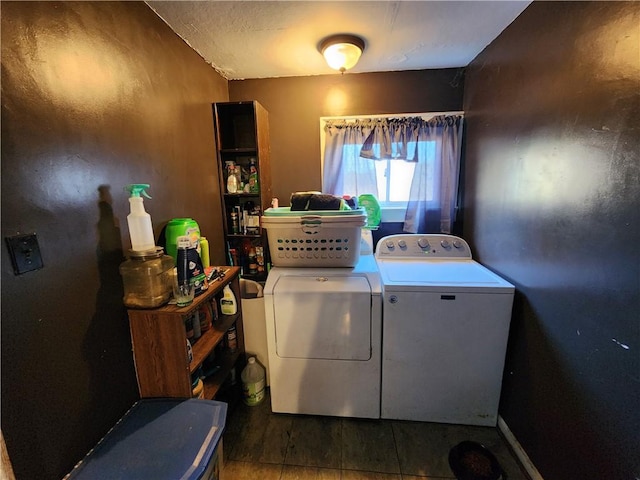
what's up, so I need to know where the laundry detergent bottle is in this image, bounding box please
[220,285,237,315]
[125,184,155,252]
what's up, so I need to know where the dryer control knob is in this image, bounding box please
[453,239,464,249]
[440,239,451,249]
[417,238,430,249]
[398,240,407,249]
[385,240,395,250]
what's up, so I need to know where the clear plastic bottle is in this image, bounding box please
[241,357,266,406]
[125,184,155,252]
[227,166,238,193]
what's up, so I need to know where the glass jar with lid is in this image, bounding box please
[119,247,174,308]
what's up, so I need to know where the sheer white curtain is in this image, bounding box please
[403,115,464,233]
[323,119,378,197]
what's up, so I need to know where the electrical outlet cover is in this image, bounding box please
[5,233,43,275]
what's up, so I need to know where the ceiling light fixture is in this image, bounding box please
[319,34,365,73]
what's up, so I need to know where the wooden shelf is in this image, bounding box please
[220,148,257,154]
[189,313,239,374]
[202,349,243,399]
[213,101,272,282]
[127,266,245,400]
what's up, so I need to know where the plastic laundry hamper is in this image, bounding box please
[261,207,366,267]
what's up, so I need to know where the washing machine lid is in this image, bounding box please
[264,253,381,295]
[377,259,514,293]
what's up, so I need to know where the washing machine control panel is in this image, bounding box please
[375,234,472,259]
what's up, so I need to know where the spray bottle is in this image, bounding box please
[125,184,155,252]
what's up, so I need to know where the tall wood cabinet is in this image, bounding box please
[213,101,272,282]
[128,267,244,400]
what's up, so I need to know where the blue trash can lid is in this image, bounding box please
[66,398,227,480]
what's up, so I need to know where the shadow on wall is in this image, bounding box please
[73,185,138,469]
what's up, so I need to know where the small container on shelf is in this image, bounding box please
[198,303,213,333]
[220,285,237,315]
[120,247,174,309]
[184,314,195,341]
[191,376,204,399]
[225,324,238,353]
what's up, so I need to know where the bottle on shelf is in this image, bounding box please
[249,158,259,193]
[230,209,240,234]
[244,201,260,235]
[248,247,257,275]
[235,206,243,234]
[256,246,265,273]
[227,165,238,194]
[235,165,244,193]
[242,203,250,234]
[226,324,238,353]
[220,284,237,315]
[199,237,210,268]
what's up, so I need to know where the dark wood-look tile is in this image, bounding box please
[226,412,292,463]
[393,420,528,479]
[221,460,282,480]
[341,418,401,474]
[280,465,341,480]
[284,416,343,469]
[221,389,528,480]
[391,421,455,477]
[224,393,293,464]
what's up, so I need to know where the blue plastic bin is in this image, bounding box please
[65,398,227,480]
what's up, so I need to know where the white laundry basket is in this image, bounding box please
[261,207,366,267]
[240,279,269,386]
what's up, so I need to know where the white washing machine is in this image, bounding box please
[264,253,382,418]
[375,234,514,426]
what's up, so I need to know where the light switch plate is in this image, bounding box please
[6,233,43,275]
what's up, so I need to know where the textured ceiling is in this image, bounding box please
[147,1,532,80]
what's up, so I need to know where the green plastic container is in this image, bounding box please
[165,218,200,262]
[357,194,381,228]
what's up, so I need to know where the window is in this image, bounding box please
[321,113,463,233]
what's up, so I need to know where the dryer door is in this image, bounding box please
[272,275,372,360]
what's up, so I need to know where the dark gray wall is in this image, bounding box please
[463,2,639,479]
[229,69,464,207]
[1,2,228,478]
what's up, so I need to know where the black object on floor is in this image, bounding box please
[448,440,505,480]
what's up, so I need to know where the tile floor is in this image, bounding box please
[221,390,529,480]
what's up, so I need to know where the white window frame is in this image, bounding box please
[320,111,464,222]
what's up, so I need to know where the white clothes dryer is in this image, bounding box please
[264,253,382,418]
[375,234,514,426]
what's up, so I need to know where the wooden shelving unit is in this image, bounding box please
[127,266,244,399]
[213,101,272,282]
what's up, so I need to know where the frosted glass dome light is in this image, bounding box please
[320,34,365,73]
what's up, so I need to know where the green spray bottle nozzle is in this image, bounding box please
[125,184,152,199]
